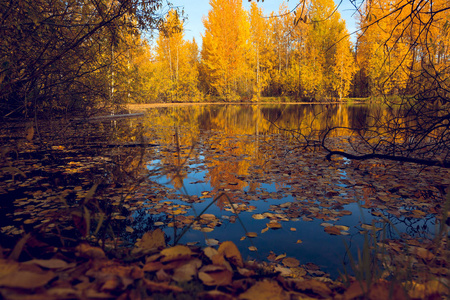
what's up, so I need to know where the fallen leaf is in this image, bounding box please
[361,224,382,231]
[160,245,193,262]
[294,279,332,297]
[199,265,232,286]
[25,258,69,269]
[252,214,265,220]
[203,247,219,260]
[172,259,202,282]
[275,253,286,261]
[296,239,303,244]
[76,243,106,259]
[246,232,257,238]
[238,280,288,300]
[267,221,282,229]
[324,226,342,235]
[136,228,166,250]
[218,241,243,267]
[248,246,258,252]
[282,257,300,268]
[0,269,55,289]
[143,279,184,293]
[206,239,219,246]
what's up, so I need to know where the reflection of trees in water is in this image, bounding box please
[368,209,437,240]
[120,210,170,245]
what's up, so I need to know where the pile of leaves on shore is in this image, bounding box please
[0,229,447,300]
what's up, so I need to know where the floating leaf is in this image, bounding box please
[324,226,342,235]
[266,221,282,229]
[335,225,350,231]
[361,224,382,231]
[246,232,257,238]
[252,214,265,220]
[206,239,219,246]
[275,253,286,261]
[248,246,258,252]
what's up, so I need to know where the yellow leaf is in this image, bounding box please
[218,241,243,267]
[160,245,192,262]
[275,253,286,261]
[246,232,257,238]
[238,280,288,300]
[136,228,166,250]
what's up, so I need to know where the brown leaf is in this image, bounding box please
[76,243,106,259]
[160,245,193,262]
[136,228,166,250]
[294,279,332,297]
[199,265,232,286]
[143,261,164,272]
[324,226,342,235]
[0,269,55,289]
[238,280,289,300]
[199,290,235,300]
[172,259,202,282]
[25,258,69,269]
[282,257,300,268]
[143,279,184,293]
[218,241,243,267]
[267,221,282,229]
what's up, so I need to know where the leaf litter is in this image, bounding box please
[0,115,449,299]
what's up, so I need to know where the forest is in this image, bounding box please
[2,0,449,117]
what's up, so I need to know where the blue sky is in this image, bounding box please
[164,0,360,44]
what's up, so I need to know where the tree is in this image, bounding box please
[249,0,450,167]
[0,0,165,118]
[201,0,251,100]
[154,10,200,102]
[249,2,273,99]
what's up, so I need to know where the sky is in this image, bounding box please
[162,0,361,45]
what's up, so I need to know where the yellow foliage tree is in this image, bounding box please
[201,0,251,100]
[154,10,200,102]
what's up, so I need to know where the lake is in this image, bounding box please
[1,103,447,279]
[125,103,446,277]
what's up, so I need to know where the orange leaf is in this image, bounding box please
[238,280,288,300]
[218,241,243,267]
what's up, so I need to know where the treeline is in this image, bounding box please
[139,0,450,103]
[1,0,449,117]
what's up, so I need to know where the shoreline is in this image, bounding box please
[126,101,354,113]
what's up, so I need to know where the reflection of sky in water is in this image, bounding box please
[145,159,438,278]
[140,105,439,278]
